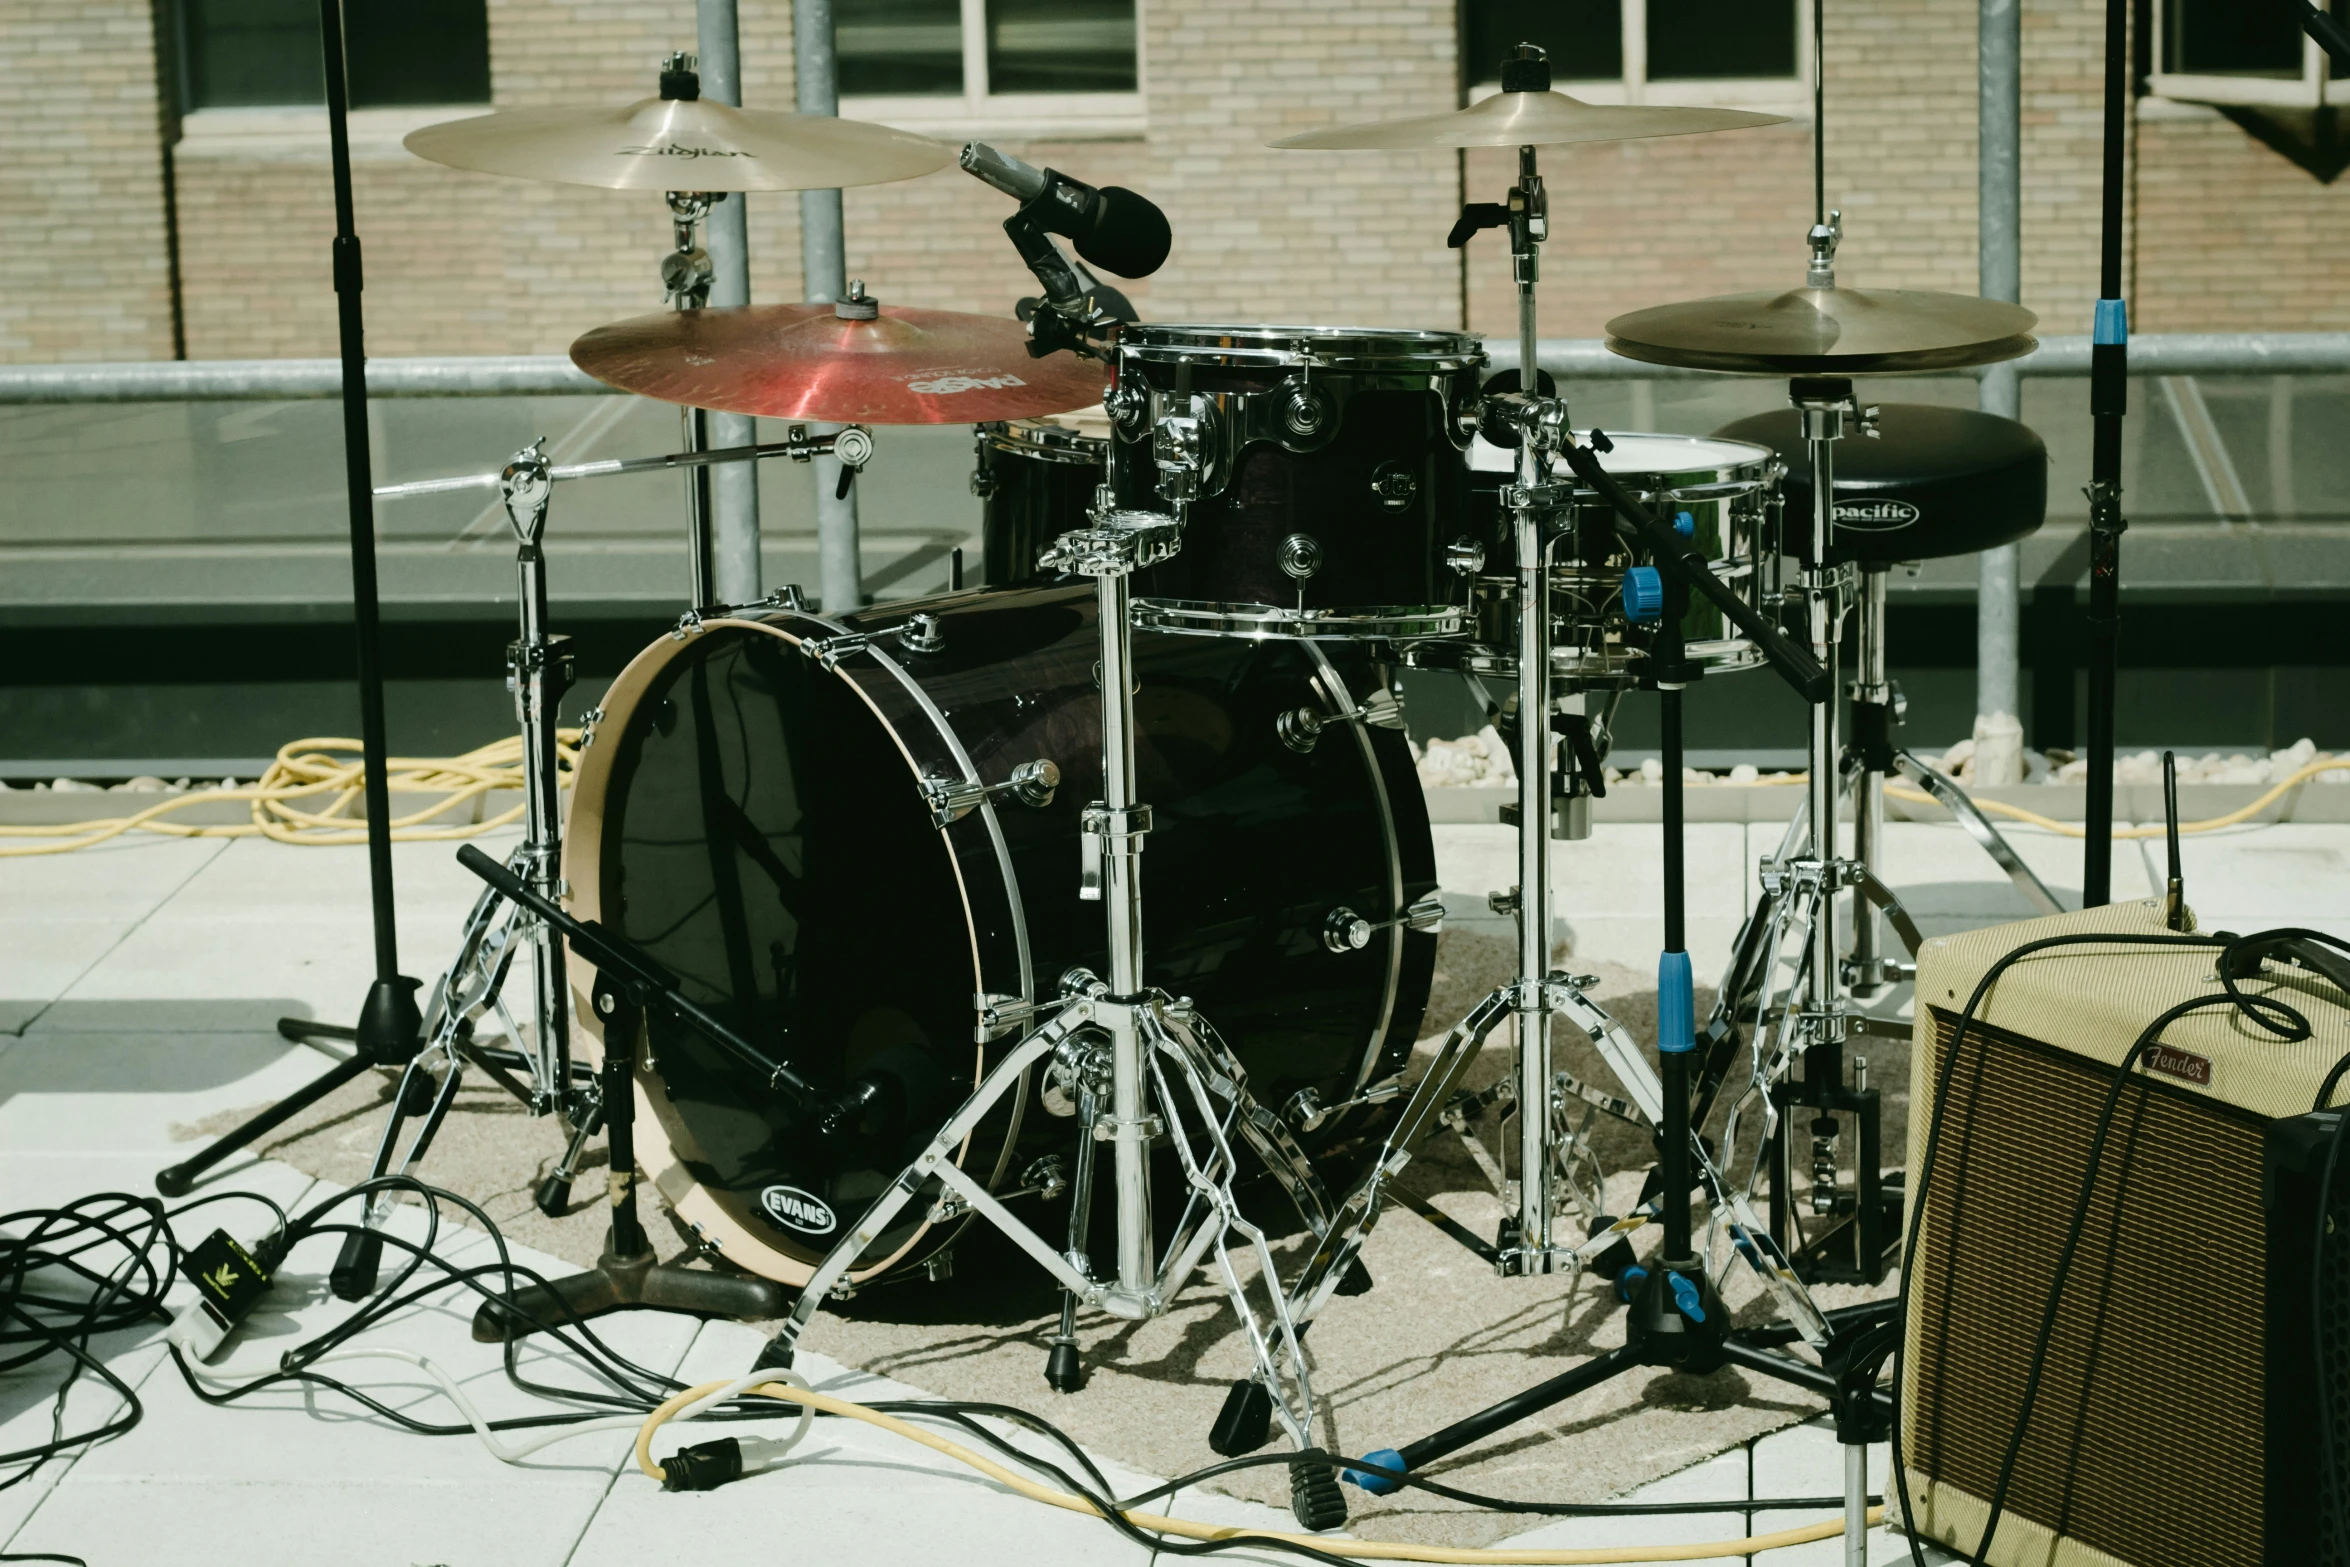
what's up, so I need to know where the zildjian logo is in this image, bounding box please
[618,145,756,160]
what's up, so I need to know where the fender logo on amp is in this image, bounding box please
[2144,1043,2213,1086]
[1831,498,1922,530]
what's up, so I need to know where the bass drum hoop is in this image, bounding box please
[562,616,1016,1289]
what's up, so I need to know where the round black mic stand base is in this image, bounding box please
[471,982,786,1343]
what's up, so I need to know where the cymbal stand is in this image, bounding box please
[749,507,1355,1532]
[660,182,725,607]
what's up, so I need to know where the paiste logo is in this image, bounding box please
[907,372,1030,396]
[759,1184,837,1235]
[1831,498,1922,531]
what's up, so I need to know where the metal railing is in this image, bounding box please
[4,333,2349,404]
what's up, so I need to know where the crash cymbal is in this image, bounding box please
[1270,88,1786,151]
[405,98,952,192]
[1605,285,2038,375]
[569,295,1108,424]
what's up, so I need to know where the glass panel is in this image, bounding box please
[347,0,491,105]
[837,0,965,96]
[986,0,1136,94]
[2167,0,2302,75]
[1646,0,1798,80]
[185,0,320,107]
[182,0,489,109]
[1464,0,1621,85]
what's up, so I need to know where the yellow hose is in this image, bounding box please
[1885,755,2350,839]
[0,733,579,857]
[634,1379,1881,1565]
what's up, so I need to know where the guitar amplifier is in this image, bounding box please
[1899,897,2350,1567]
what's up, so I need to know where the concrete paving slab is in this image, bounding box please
[1487,1446,1761,1563]
[0,1030,327,1153]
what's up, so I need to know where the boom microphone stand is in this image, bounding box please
[158,0,424,1199]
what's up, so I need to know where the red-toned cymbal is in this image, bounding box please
[568,299,1108,425]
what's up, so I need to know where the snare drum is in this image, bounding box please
[1105,324,1485,641]
[1412,431,1781,683]
[970,413,1111,585]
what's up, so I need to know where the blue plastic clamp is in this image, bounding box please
[1615,1263,1650,1305]
[1673,509,1695,537]
[2093,298,2128,346]
[1669,1270,1707,1323]
[1349,1449,1408,1495]
[1622,565,1664,624]
[1657,949,1695,1053]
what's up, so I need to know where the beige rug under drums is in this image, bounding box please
[177,932,1902,1550]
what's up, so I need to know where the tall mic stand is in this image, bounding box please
[156,0,424,1200]
[2080,0,2132,906]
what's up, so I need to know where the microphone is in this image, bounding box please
[960,141,1172,279]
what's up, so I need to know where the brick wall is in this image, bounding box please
[0,1,177,362]
[11,0,2344,364]
[2135,109,2350,333]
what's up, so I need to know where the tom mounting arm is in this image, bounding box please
[1553,430,1832,704]
[1002,213,1125,361]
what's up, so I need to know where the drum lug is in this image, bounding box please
[1322,894,1445,954]
[897,612,946,654]
[1277,687,1403,754]
[922,757,1060,828]
[1277,533,1323,581]
[1445,537,1487,576]
[799,630,874,669]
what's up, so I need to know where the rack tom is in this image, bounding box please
[970,412,1112,586]
[1412,431,1781,683]
[1106,324,1485,641]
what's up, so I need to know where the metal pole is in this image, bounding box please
[315,0,420,1052]
[1976,0,2023,771]
[698,0,762,605]
[1510,144,1555,1273]
[795,0,862,613]
[2083,0,2132,906]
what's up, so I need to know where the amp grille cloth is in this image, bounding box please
[1907,1009,2287,1567]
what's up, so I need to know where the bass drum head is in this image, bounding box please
[567,587,1439,1288]
[570,623,993,1286]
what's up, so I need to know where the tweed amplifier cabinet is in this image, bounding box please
[1898,898,2350,1567]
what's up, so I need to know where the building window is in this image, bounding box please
[1465,0,1807,109]
[839,0,1141,134]
[179,0,492,111]
[2149,0,2343,107]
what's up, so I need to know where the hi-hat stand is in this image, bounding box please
[1344,533,1891,1537]
[744,506,1359,1532]
[1272,60,1834,1343]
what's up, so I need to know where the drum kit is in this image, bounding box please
[165,23,2074,1542]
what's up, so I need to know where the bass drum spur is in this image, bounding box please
[563,582,1439,1287]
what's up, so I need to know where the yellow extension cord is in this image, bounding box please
[1,738,2335,859]
[1689,756,2350,839]
[0,733,580,857]
[632,1379,1884,1565]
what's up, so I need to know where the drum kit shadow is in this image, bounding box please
[160,24,2068,1544]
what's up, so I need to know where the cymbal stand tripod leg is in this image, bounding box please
[754,512,1347,1530]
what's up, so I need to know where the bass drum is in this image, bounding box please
[563,582,1438,1287]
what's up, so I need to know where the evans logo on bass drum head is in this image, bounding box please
[757,1185,837,1236]
[1832,498,1922,531]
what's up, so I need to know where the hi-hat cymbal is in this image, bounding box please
[405,98,953,192]
[1270,89,1786,151]
[1605,286,2038,375]
[570,300,1108,424]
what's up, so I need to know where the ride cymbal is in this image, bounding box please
[1605,286,2038,375]
[405,98,953,192]
[1271,88,1786,151]
[569,297,1108,424]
